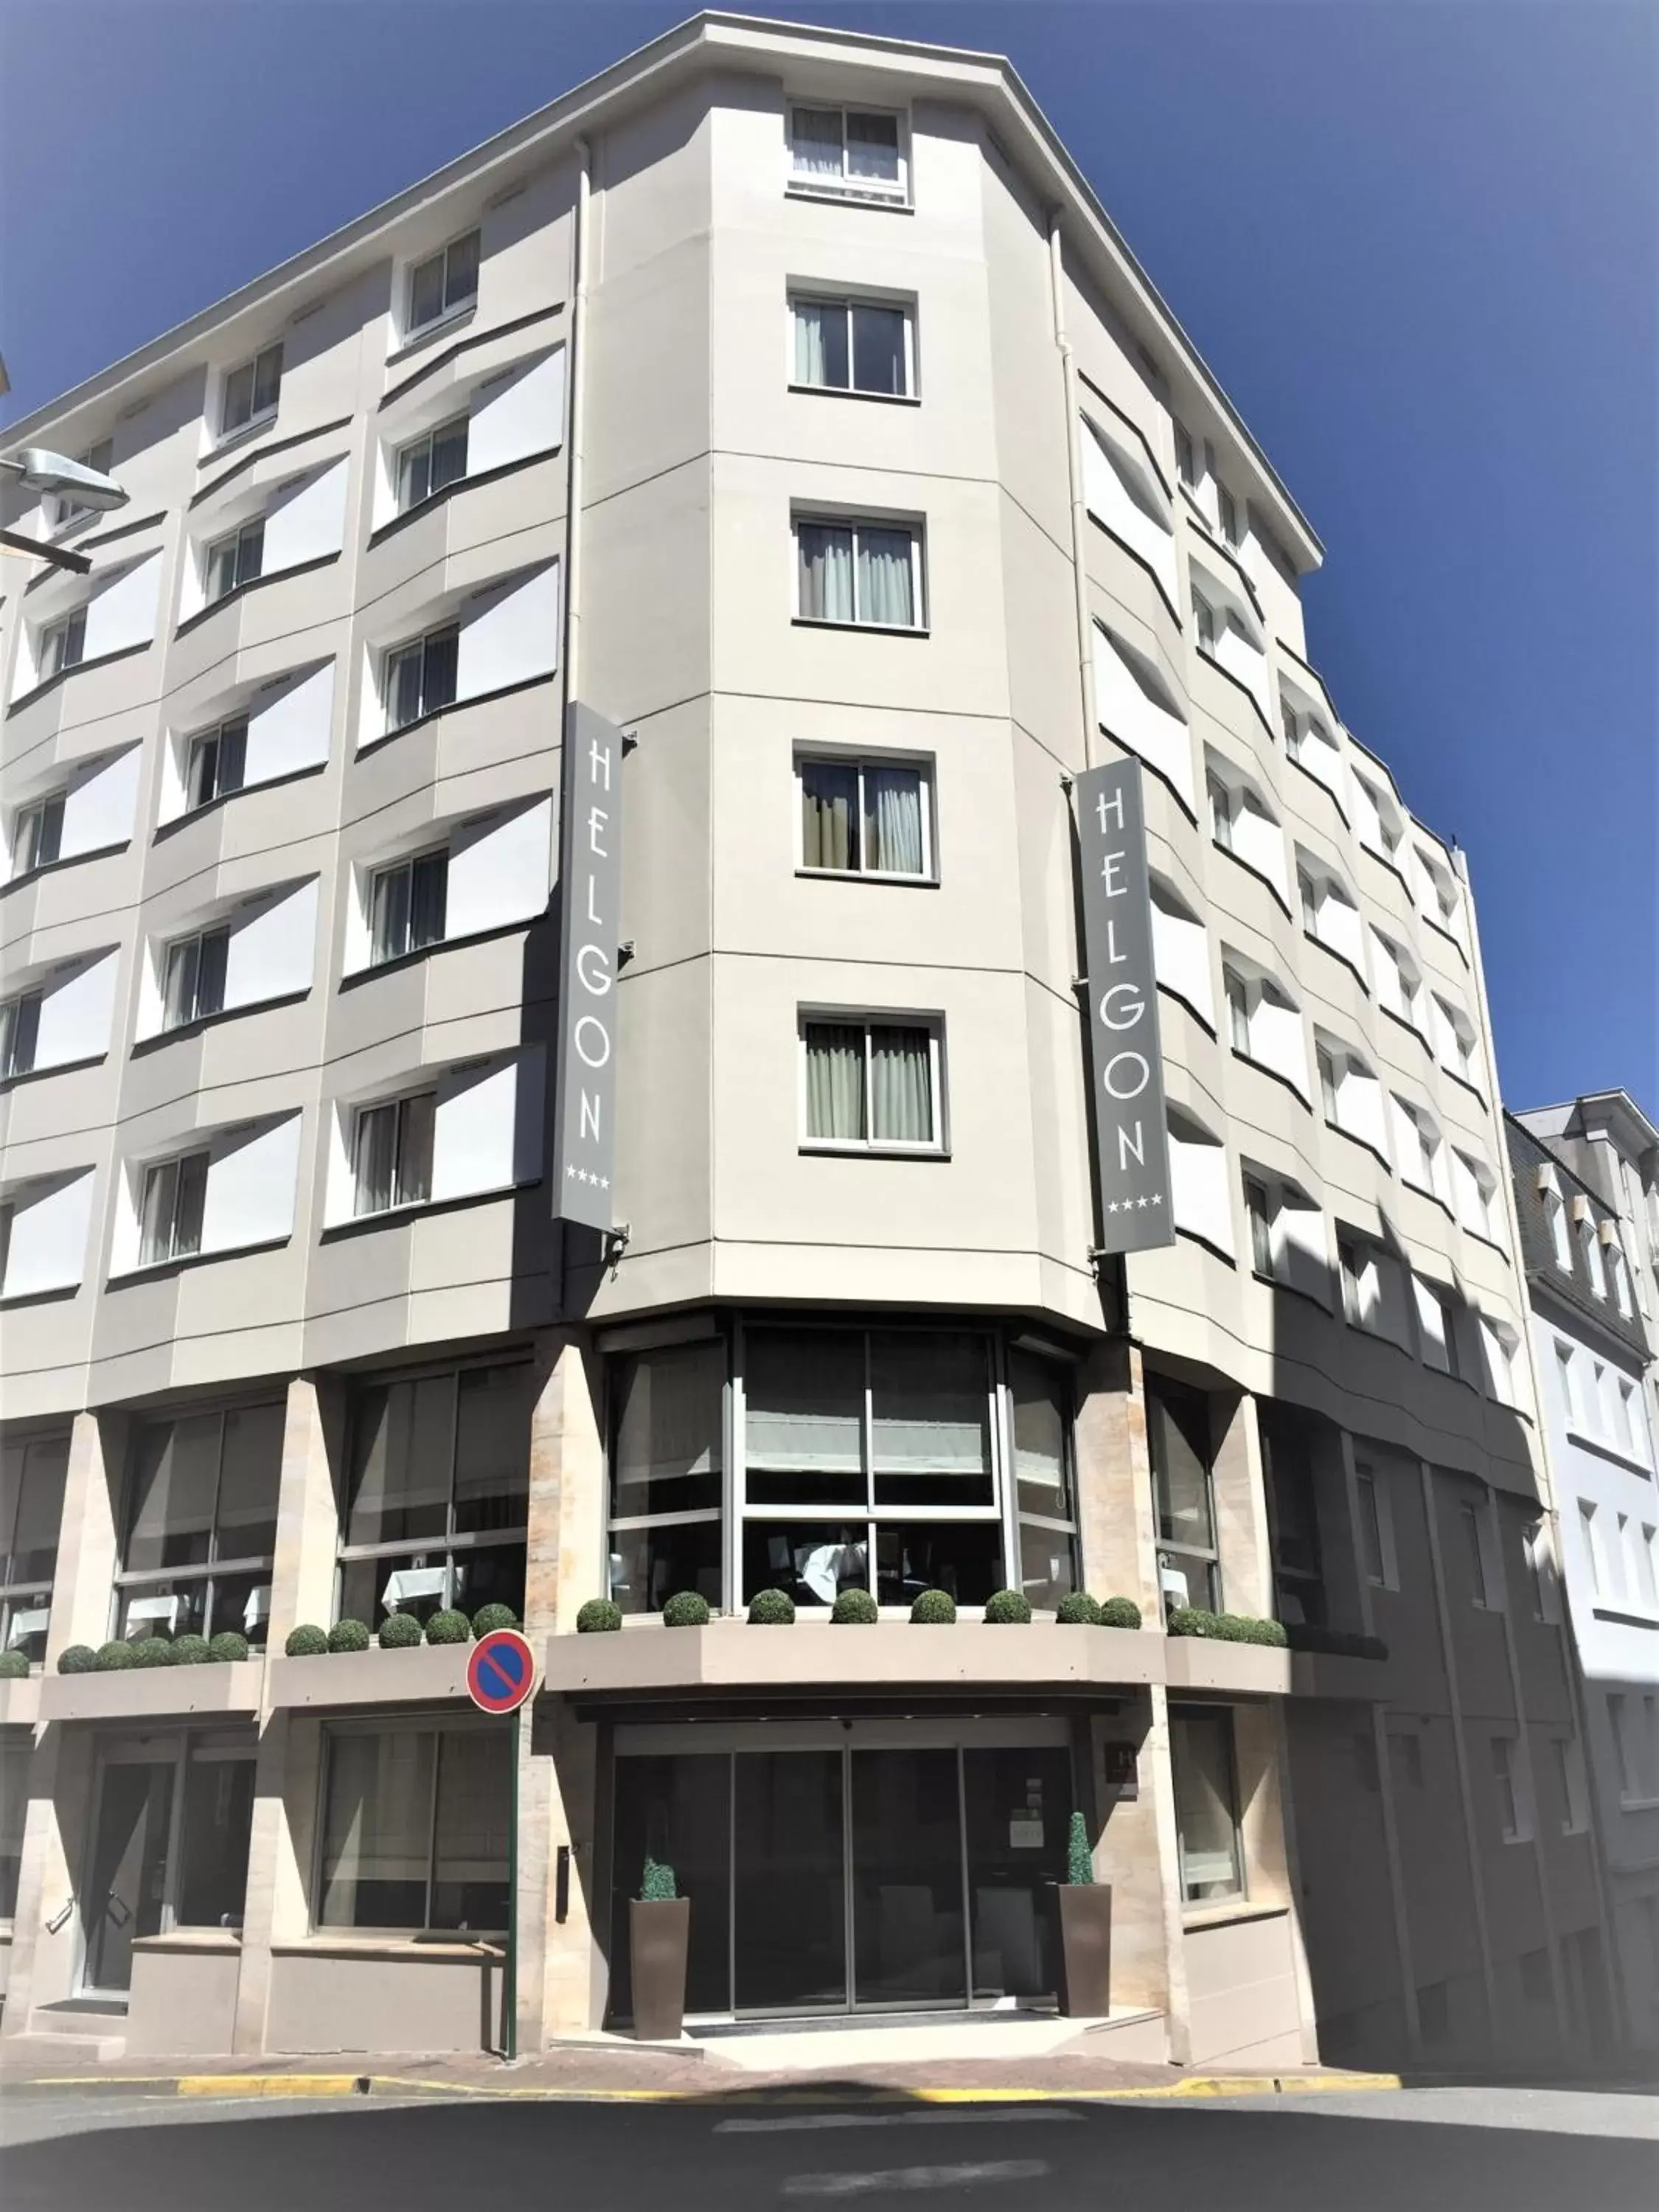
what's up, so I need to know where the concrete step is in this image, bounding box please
[7,2028,130,2063]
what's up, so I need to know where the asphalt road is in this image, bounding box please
[3,2087,1656,2209]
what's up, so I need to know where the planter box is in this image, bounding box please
[1057,1883,1113,2016]
[268,1641,474,1710]
[1164,1639,1292,1697]
[0,1674,42,1728]
[630,1896,689,2041]
[40,1658,264,1723]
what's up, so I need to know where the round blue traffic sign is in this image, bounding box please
[466,1627,536,1714]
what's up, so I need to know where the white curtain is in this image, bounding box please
[1009,1353,1068,1507]
[319,1731,434,1927]
[793,299,846,388]
[791,107,844,177]
[745,1329,863,1478]
[353,1105,397,1217]
[612,1343,723,1492]
[863,768,923,874]
[801,759,858,869]
[855,527,915,625]
[870,1332,988,1477]
[806,1023,866,1140]
[845,111,900,183]
[798,524,854,621]
[870,1024,931,1143]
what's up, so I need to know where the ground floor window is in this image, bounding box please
[317,1720,509,1935]
[1170,1704,1243,1905]
[0,1731,29,1916]
[1147,1376,1220,1617]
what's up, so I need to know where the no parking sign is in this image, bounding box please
[466,1627,536,1715]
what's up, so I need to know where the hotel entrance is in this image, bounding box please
[607,1721,1077,2024]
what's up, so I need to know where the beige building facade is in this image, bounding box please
[0,14,1610,2068]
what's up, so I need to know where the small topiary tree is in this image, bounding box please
[58,1645,98,1675]
[128,1621,170,1646]
[472,1603,519,1636]
[910,1588,956,1625]
[378,1611,422,1649]
[285,1624,330,1658]
[661,1590,711,1628]
[95,1640,136,1670]
[983,1589,1032,1624]
[1165,1605,1217,1639]
[327,1618,371,1654]
[130,1636,175,1669]
[640,1856,678,1902]
[747,1588,796,1625]
[208,1630,250,1663]
[1098,1596,1143,1630]
[1055,1591,1102,1626]
[1066,1809,1094,1886]
[0,1649,30,1679]
[830,1587,879,1624]
[170,1635,211,1667]
[425,1609,472,1646]
[576,1599,622,1634]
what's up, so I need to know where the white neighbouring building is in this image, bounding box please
[0,13,1613,2070]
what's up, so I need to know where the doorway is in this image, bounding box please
[608,1722,1077,2023]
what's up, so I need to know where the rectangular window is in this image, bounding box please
[1557,1736,1588,1834]
[114,1400,283,1644]
[407,230,480,335]
[606,1339,725,1617]
[1223,967,1251,1056]
[1217,484,1241,547]
[797,755,932,878]
[1338,1236,1366,1325]
[1260,1409,1325,1627]
[790,295,914,397]
[0,990,41,1079]
[395,415,469,512]
[795,516,923,630]
[318,1721,508,1933]
[1461,1500,1492,1607]
[1317,1043,1340,1123]
[187,718,248,812]
[220,344,282,437]
[0,1734,27,1913]
[1147,1377,1219,1614]
[39,607,86,681]
[801,1018,939,1151]
[351,1092,437,1217]
[788,105,906,199]
[139,1151,209,1266]
[1355,1464,1392,1588]
[1580,1218,1608,1299]
[1171,1705,1243,1905]
[1008,1350,1080,1610]
[1245,1175,1274,1279]
[1191,588,1217,651]
[162,926,229,1030]
[53,437,115,529]
[11,792,65,877]
[369,849,448,965]
[1556,1342,1579,1426]
[383,625,459,732]
[204,518,264,605]
[1281,703,1304,760]
[0,1430,69,1663]
[337,1360,532,1633]
[1174,422,1197,487]
[1579,1500,1604,1595]
[1208,773,1235,852]
[1491,1736,1529,1842]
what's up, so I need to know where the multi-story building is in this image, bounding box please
[0,13,1608,2069]
[1511,1095,1659,2052]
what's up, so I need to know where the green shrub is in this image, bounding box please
[327,1618,371,1654]
[95,1640,136,1670]
[640,1857,678,1903]
[128,1622,170,1645]
[1166,1607,1219,1639]
[576,1599,622,1635]
[1066,1809,1094,1886]
[425,1609,472,1646]
[131,1636,176,1669]
[1055,1591,1102,1626]
[747,1588,796,1625]
[0,1649,29,1679]
[170,1635,212,1667]
[208,1630,250,1663]
[285,1624,329,1658]
[57,1645,98,1675]
[1166,1607,1286,1646]
[910,1588,956,1625]
[830,1588,879,1624]
[1098,1596,1143,1630]
[983,1589,1032,1624]
[662,1590,711,1628]
[378,1611,422,1649]
[472,1603,519,1637]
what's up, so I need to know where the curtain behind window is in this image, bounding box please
[846,111,900,182]
[1171,1709,1242,1901]
[801,759,858,869]
[852,306,906,394]
[1009,1353,1071,1517]
[870,1024,931,1142]
[354,1105,397,1216]
[610,1342,723,1512]
[319,1731,434,1928]
[793,300,846,388]
[863,768,923,874]
[805,1023,866,1140]
[745,1329,864,1492]
[791,108,844,176]
[798,524,854,621]
[856,528,914,625]
[870,1332,989,1485]
[125,1414,220,1569]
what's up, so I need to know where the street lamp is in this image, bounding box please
[0,445,130,574]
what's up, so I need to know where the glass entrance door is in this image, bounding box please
[734,1750,846,2013]
[850,1748,965,2009]
[84,1761,175,1994]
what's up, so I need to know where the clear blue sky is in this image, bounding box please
[3,1,1653,1112]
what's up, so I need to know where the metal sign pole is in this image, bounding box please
[504,1703,519,2062]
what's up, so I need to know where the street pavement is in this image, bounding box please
[3,2083,1656,2208]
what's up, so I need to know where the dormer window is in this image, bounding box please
[788,105,907,201]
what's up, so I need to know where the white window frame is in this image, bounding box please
[186,716,249,813]
[161,924,230,1032]
[219,344,282,439]
[794,752,935,882]
[1555,1734,1588,1834]
[368,845,449,967]
[351,1090,438,1219]
[204,517,264,605]
[382,622,460,734]
[404,229,481,339]
[10,791,65,877]
[1491,1733,1531,1844]
[394,413,470,513]
[52,438,115,531]
[1339,1234,1385,1333]
[138,1150,210,1267]
[786,103,910,204]
[792,513,927,632]
[1579,1214,1608,1300]
[797,1013,945,1156]
[37,605,87,683]
[0,989,41,1080]
[787,292,918,400]
[1354,1461,1398,1590]
[1244,1173,1274,1280]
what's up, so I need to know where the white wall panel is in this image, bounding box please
[1150,883,1213,1025]
[431,1057,521,1202]
[1169,1120,1233,1255]
[61,745,140,858]
[2,1170,93,1296]
[262,461,349,574]
[1335,1062,1389,1159]
[200,1114,302,1253]
[1232,797,1288,901]
[243,663,335,787]
[455,563,560,703]
[1413,1275,1453,1371]
[82,552,161,660]
[1093,625,1193,807]
[1252,993,1307,1098]
[1276,1198,1329,1306]
[223,880,318,1010]
[445,796,553,941]
[468,347,567,478]
[32,951,119,1069]
[1080,415,1178,608]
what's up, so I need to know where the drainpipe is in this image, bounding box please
[1048,209,1097,769]
[563,136,591,709]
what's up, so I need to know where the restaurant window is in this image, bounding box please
[1007,1349,1080,1610]
[317,1719,507,1933]
[114,1401,284,1645]
[0,1733,29,1914]
[1260,1408,1325,1628]
[1147,1376,1219,1615]
[606,1339,726,1617]
[337,1361,532,1632]
[0,1430,67,1665]
[1171,1705,1244,1905]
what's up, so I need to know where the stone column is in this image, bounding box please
[1142,1684,1192,2061]
[44,1409,121,1666]
[1211,1390,1273,1618]
[1088,1691,1177,2023]
[1073,1338,1158,1615]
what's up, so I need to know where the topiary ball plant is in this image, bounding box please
[576,1599,622,1634]
[208,1630,250,1663]
[58,1645,98,1675]
[327,1618,371,1654]
[472,1603,519,1636]
[1066,1809,1094,1885]
[285,1624,330,1658]
[95,1640,136,1670]
[0,1649,30,1679]
[425,1608,472,1646]
[1098,1596,1143,1630]
[131,1636,176,1669]
[830,1587,879,1624]
[378,1611,422,1649]
[1165,1605,1216,1639]
[640,1856,678,1903]
[170,1635,211,1667]
[747,1588,796,1626]
[910,1588,956,1625]
[661,1590,711,1628]
[983,1589,1032,1624]
[1055,1591,1102,1627]
[128,1622,170,1646]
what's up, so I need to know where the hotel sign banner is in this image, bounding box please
[1075,757,1175,1255]
[552,702,626,1231]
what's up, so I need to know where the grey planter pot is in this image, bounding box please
[1056,1882,1113,2017]
[630,1896,690,2040]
